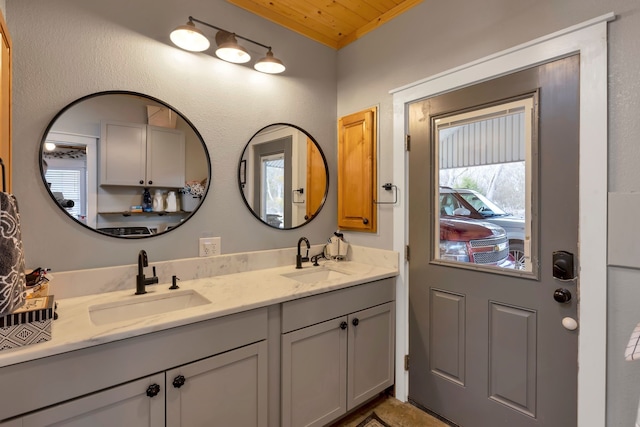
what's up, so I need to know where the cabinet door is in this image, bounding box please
[282,317,348,427]
[100,121,146,185]
[166,341,268,427]
[347,302,395,409]
[337,108,377,232]
[0,12,11,193]
[146,126,185,188]
[21,373,165,427]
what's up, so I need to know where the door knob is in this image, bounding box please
[553,288,572,303]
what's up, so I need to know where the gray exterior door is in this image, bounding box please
[408,55,579,427]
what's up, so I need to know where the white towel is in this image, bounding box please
[0,192,26,315]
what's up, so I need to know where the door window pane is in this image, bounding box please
[434,97,535,273]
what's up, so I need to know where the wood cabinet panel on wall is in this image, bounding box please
[338,108,377,232]
[0,12,11,193]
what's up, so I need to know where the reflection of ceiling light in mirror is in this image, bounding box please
[44,142,56,151]
[254,49,286,74]
[170,20,210,52]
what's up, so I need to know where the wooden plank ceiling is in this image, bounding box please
[226,0,423,49]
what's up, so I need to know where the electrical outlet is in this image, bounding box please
[199,237,221,257]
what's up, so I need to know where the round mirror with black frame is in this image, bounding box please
[238,123,328,229]
[39,91,211,238]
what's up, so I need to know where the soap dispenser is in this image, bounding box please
[166,191,178,212]
[152,190,164,212]
[142,188,152,212]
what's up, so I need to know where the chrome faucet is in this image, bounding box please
[136,250,158,295]
[296,237,310,269]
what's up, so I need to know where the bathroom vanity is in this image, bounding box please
[0,247,397,427]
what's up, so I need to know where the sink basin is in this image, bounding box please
[89,289,211,326]
[281,266,351,284]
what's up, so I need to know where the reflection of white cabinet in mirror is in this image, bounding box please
[100,121,185,187]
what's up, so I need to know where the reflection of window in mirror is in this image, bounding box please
[261,153,285,228]
[435,97,533,272]
[42,132,98,228]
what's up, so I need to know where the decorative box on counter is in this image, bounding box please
[0,296,55,352]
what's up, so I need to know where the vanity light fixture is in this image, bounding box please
[170,16,286,74]
[44,142,56,151]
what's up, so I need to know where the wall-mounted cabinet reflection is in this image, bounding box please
[40,91,210,238]
[100,121,185,188]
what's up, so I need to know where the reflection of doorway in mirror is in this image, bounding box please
[260,153,285,228]
[43,132,98,228]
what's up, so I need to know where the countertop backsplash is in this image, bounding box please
[47,244,398,300]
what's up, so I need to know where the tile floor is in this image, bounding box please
[329,393,450,427]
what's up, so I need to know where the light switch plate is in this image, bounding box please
[199,237,221,257]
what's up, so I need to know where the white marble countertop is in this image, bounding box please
[0,258,397,368]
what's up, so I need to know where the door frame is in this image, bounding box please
[391,13,613,426]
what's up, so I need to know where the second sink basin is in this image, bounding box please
[89,289,211,326]
[281,266,351,284]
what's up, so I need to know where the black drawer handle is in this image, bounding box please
[172,375,186,388]
[352,318,359,327]
[146,383,161,397]
[340,321,348,330]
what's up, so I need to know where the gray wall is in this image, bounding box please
[7,0,337,272]
[334,1,640,425]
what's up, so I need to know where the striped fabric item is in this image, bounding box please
[0,192,26,315]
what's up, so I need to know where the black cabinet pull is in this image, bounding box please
[340,321,348,330]
[363,218,369,225]
[172,375,186,388]
[146,384,161,397]
[352,318,359,327]
[139,180,144,185]
[148,180,153,185]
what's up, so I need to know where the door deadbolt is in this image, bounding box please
[553,251,575,280]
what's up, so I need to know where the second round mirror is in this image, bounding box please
[239,124,328,229]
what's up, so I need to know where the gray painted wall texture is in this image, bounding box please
[6,0,338,272]
[334,1,640,426]
[5,0,640,424]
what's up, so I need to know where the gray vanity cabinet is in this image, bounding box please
[100,121,185,187]
[281,279,395,427]
[0,308,268,426]
[18,373,165,427]
[166,340,268,427]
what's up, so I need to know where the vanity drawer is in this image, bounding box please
[0,307,268,422]
[281,278,394,333]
